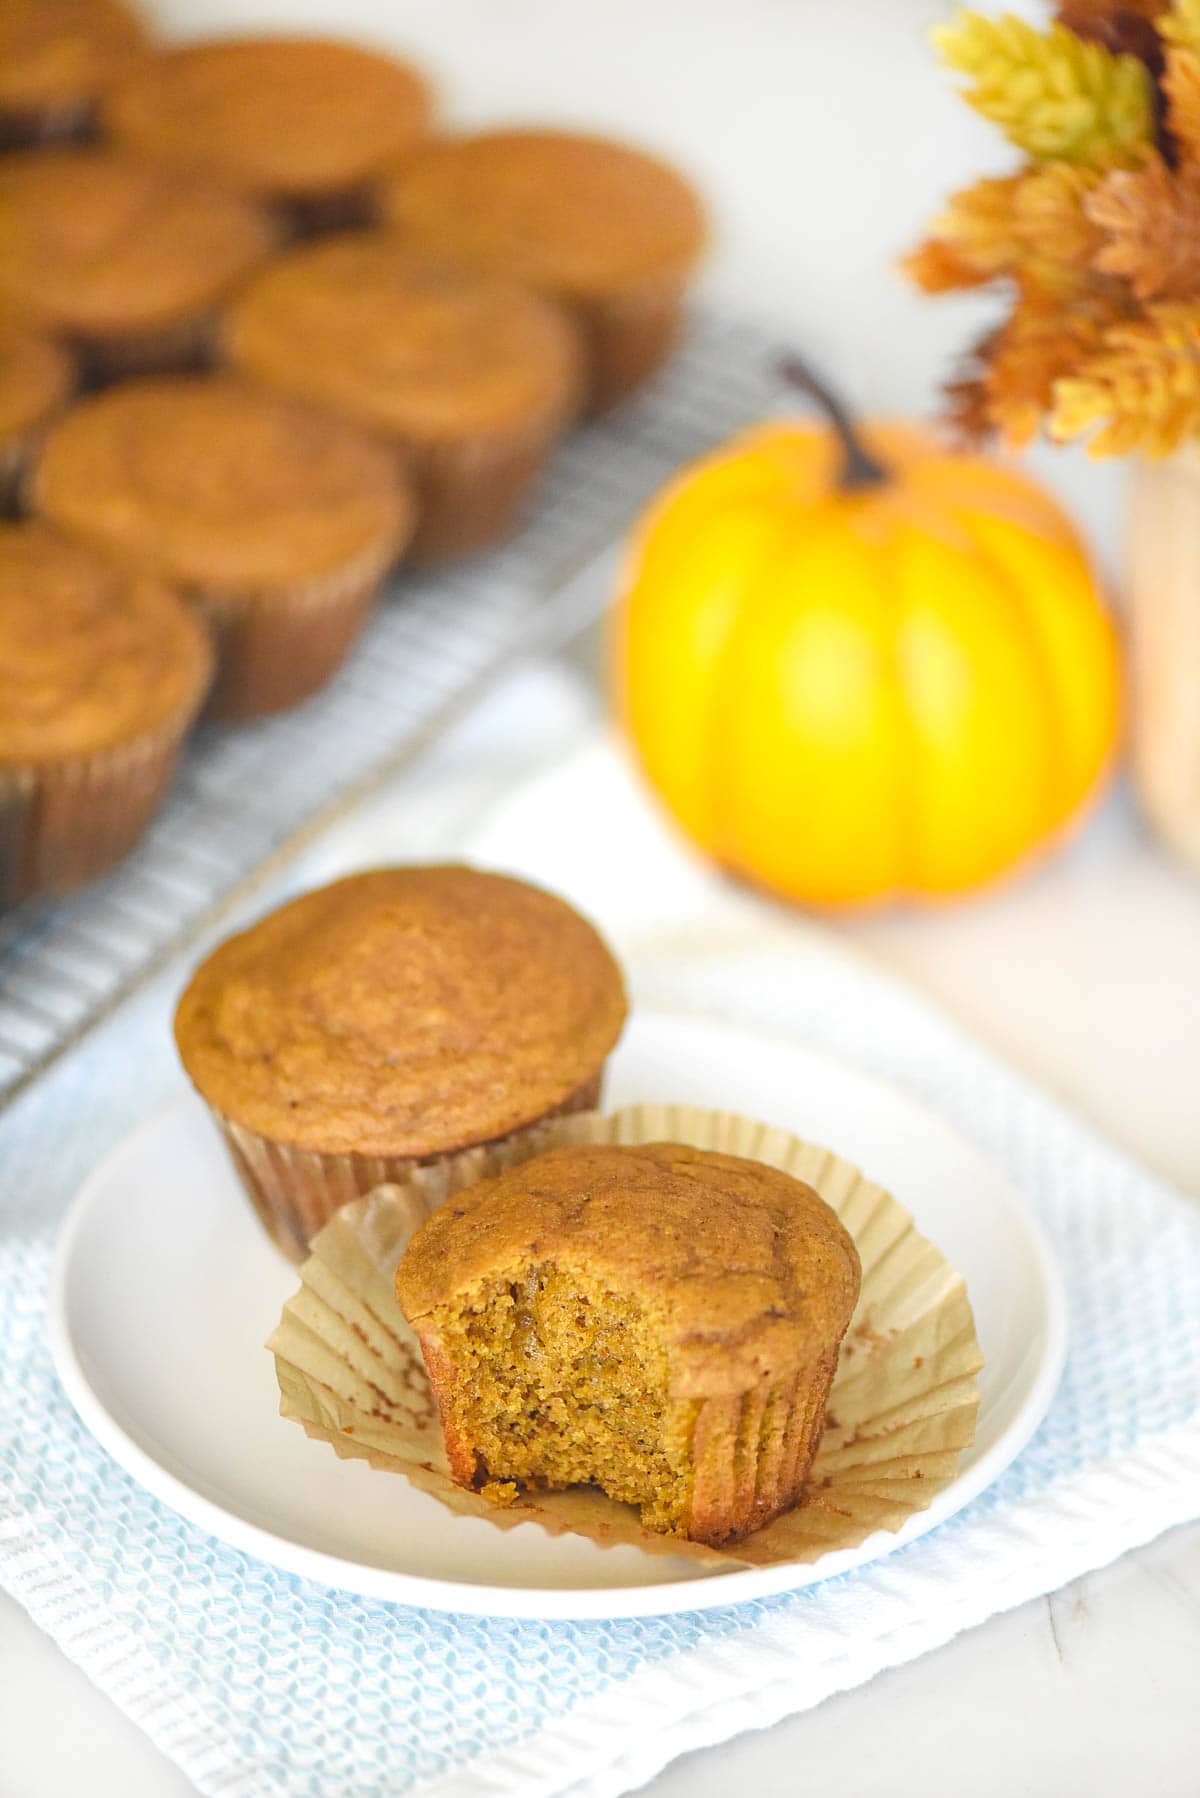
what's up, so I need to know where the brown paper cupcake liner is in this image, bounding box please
[268,1103,983,1570]
[572,281,689,413]
[1,351,76,517]
[0,710,199,904]
[219,1068,605,1262]
[401,406,574,565]
[0,434,36,517]
[189,531,401,723]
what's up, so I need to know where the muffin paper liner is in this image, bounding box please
[217,1070,605,1262]
[268,1103,983,1569]
[0,709,202,905]
[572,280,689,413]
[190,530,402,723]
[0,434,36,516]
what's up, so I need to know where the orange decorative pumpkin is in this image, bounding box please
[614,371,1122,906]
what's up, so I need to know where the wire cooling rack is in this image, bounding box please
[0,310,784,1108]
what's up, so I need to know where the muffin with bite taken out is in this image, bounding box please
[395,1140,861,1546]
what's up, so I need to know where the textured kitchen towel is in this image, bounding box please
[2,669,1200,1798]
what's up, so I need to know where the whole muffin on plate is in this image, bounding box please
[0,317,73,514]
[395,1140,861,1545]
[174,866,628,1259]
[0,150,274,382]
[32,375,412,720]
[0,522,211,903]
[0,0,149,150]
[224,235,582,562]
[103,36,434,235]
[377,129,707,411]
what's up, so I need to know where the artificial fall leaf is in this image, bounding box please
[932,11,1153,163]
[1159,0,1200,51]
[1057,0,1167,33]
[1163,44,1200,159]
[901,238,993,293]
[986,295,1124,443]
[926,175,1025,277]
[1088,155,1200,293]
[911,164,1106,297]
[1051,301,1200,451]
[1013,161,1109,269]
[943,327,1005,445]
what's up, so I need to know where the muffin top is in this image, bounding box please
[174,866,628,1157]
[33,375,410,591]
[395,1141,862,1396]
[378,129,707,299]
[225,235,582,442]
[103,36,433,201]
[0,151,274,339]
[0,0,148,115]
[0,522,211,762]
[0,318,73,442]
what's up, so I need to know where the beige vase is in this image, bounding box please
[1128,450,1200,870]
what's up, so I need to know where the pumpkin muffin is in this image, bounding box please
[0,318,73,514]
[395,1141,861,1546]
[0,522,211,903]
[377,129,707,411]
[224,235,582,562]
[174,866,628,1258]
[103,36,434,235]
[0,0,149,150]
[0,150,275,382]
[32,375,411,720]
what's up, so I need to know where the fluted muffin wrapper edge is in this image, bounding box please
[217,1068,605,1261]
[267,1101,984,1569]
[0,702,206,906]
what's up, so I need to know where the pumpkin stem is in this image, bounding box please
[778,354,889,492]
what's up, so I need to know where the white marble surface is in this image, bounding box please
[4,0,1199,1792]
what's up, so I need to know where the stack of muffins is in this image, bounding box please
[0,0,707,902]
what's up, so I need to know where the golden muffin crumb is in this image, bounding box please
[174,867,627,1158]
[396,1141,861,1544]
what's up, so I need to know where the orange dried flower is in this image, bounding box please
[914,4,1200,451]
[1163,44,1200,158]
[1088,155,1200,294]
[1052,301,1200,452]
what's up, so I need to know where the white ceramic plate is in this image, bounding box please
[49,1011,1066,1620]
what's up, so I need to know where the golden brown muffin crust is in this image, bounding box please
[33,375,409,591]
[103,37,432,199]
[0,0,148,112]
[0,319,72,441]
[225,236,582,441]
[0,151,274,340]
[0,522,211,760]
[379,129,707,297]
[396,1141,862,1396]
[175,867,628,1157]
